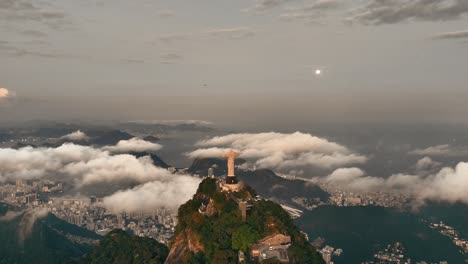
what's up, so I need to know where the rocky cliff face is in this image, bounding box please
[165,233,189,264]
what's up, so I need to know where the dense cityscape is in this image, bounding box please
[3,169,467,264]
[0,179,177,245]
[1,170,413,242]
[316,182,412,209]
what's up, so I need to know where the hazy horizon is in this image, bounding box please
[2,0,468,126]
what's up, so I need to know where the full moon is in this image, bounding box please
[315,69,321,75]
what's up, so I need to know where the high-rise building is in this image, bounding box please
[16,179,26,187]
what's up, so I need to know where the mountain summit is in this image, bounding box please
[165,177,325,263]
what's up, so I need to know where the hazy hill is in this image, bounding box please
[0,132,12,142]
[130,152,170,168]
[143,135,161,143]
[90,130,133,146]
[12,142,38,149]
[188,158,330,209]
[237,170,329,209]
[81,229,169,264]
[0,203,100,264]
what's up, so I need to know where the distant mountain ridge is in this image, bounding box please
[90,130,133,146]
[130,152,171,168]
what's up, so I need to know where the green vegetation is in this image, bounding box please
[232,224,261,252]
[168,178,324,263]
[0,203,98,264]
[82,229,169,264]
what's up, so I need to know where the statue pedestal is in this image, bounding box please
[219,182,242,192]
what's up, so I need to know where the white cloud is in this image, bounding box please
[0,210,24,221]
[279,0,341,22]
[187,147,228,159]
[103,138,162,153]
[431,29,468,40]
[60,130,89,141]
[347,0,468,25]
[1,208,49,243]
[205,27,255,39]
[317,161,468,205]
[420,162,468,204]
[325,167,365,183]
[0,144,104,182]
[414,156,441,174]
[0,142,200,212]
[245,0,289,12]
[0,143,171,186]
[187,132,367,175]
[17,208,49,243]
[409,144,468,157]
[102,176,200,213]
[158,27,255,44]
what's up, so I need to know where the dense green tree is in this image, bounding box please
[197,178,217,197]
[232,224,260,252]
[82,229,169,264]
[210,250,237,264]
[168,178,324,264]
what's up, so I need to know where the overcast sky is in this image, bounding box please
[1,0,468,124]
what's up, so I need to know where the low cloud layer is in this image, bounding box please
[431,30,468,40]
[206,27,255,39]
[0,143,170,185]
[0,210,24,221]
[0,208,49,243]
[188,132,367,175]
[0,142,199,213]
[409,144,468,157]
[103,138,163,153]
[17,208,49,243]
[245,0,287,12]
[102,176,200,213]
[315,161,468,206]
[348,0,468,25]
[0,0,67,29]
[279,0,341,22]
[413,156,441,175]
[158,27,255,44]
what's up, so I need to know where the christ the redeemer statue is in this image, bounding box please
[222,149,240,184]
